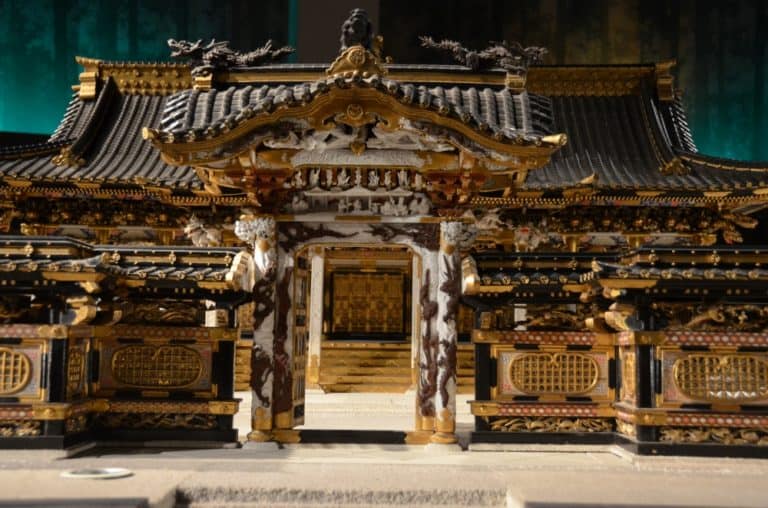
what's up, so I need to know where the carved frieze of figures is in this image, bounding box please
[287,167,427,192]
[286,183,434,216]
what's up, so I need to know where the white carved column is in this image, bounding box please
[307,246,325,386]
[235,215,278,442]
[409,248,439,444]
[431,221,463,444]
[271,247,295,435]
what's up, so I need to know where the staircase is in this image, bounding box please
[319,342,413,393]
[318,341,476,394]
[457,344,475,394]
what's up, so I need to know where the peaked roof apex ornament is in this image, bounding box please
[327,8,388,78]
[340,8,373,51]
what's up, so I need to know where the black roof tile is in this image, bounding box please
[155,76,554,144]
[1,59,766,195]
[0,86,200,189]
[523,91,768,191]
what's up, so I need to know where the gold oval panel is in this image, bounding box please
[0,347,32,395]
[509,352,599,395]
[111,345,203,388]
[673,354,768,402]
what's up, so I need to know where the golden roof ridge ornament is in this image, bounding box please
[327,8,388,78]
[418,36,547,92]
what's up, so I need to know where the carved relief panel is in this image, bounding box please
[94,336,216,398]
[658,348,768,407]
[492,345,613,402]
[0,340,45,402]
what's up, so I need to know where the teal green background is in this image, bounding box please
[1,0,766,161]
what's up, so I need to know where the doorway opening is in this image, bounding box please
[295,244,417,433]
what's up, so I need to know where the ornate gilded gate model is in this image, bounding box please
[0,8,767,455]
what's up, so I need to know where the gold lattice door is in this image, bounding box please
[331,273,404,335]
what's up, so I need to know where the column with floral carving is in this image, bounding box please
[235,215,278,442]
[431,221,463,444]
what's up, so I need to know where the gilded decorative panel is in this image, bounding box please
[0,342,44,401]
[0,348,32,395]
[493,346,612,401]
[95,339,213,394]
[331,273,405,335]
[112,345,202,387]
[619,347,637,404]
[66,339,89,400]
[660,349,768,406]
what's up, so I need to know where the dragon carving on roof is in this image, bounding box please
[168,38,294,77]
[419,36,547,74]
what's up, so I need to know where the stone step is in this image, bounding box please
[318,383,413,393]
[319,374,411,385]
[321,350,413,360]
[321,358,411,368]
[320,366,413,376]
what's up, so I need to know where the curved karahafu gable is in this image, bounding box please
[142,10,567,211]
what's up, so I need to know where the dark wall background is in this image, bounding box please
[0,0,766,161]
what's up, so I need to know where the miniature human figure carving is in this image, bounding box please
[325,168,334,188]
[291,195,309,212]
[476,209,504,231]
[354,168,362,187]
[337,169,350,187]
[413,172,424,191]
[353,199,363,212]
[397,169,409,188]
[308,169,320,188]
[293,170,304,188]
[368,170,379,188]
[383,171,393,188]
[380,198,395,215]
[394,197,408,216]
[409,196,430,215]
[337,198,349,213]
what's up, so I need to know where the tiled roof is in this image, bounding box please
[155,76,554,144]
[1,60,766,196]
[523,91,768,191]
[0,80,199,189]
